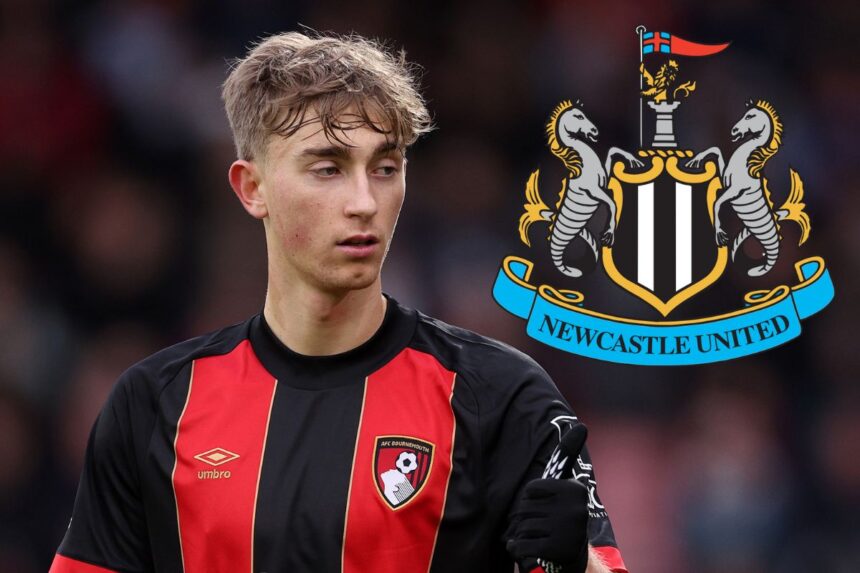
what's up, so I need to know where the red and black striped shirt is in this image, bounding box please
[51,296,626,573]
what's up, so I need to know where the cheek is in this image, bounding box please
[275,195,332,252]
[284,223,311,248]
[277,213,314,249]
[392,195,406,227]
[384,186,406,221]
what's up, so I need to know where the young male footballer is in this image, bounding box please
[51,32,628,573]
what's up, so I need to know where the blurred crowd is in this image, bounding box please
[0,1,857,572]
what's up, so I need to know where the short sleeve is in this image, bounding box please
[51,372,152,572]
[479,358,626,573]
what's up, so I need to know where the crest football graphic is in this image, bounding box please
[373,436,434,509]
[493,27,834,366]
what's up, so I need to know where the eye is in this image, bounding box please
[312,164,340,177]
[373,165,399,177]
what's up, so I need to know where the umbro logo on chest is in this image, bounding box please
[194,447,240,480]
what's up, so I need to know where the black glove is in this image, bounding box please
[506,423,590,573]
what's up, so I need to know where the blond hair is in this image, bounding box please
[222,31,433,160]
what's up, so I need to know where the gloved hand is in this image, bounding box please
[506,423,590,573]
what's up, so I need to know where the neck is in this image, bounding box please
[570,138,589,154]
[735,136,759,159]
[263,279,387,356]
[742,126,771,154]
[573,139,600,166]
[571,138,597,157]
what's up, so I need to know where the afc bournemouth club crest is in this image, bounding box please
[492,27,834,366]
[373,436,434,510]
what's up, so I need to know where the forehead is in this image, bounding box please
[267,107,398,159]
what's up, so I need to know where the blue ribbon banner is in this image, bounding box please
[493,255,834,365]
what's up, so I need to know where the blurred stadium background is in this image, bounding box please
[0,0,857,571]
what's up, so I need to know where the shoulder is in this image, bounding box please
[409,310,560,412]
[411,311,541,373]
[111,318,254,407]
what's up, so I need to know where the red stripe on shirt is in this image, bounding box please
[49,554,116,573]
[342,348,457,573]
[527,545,627,573]
[594,545,628,573]
[172,341,277,573]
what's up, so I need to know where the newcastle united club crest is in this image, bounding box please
[493,27,834,366]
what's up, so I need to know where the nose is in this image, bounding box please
[731,126,739,135]
[344,172,378,219]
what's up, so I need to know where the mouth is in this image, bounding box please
[338,234,379,246]
[587,131,598,142]
[336,234,380,257]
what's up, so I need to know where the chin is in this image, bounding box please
[324,269,380,293]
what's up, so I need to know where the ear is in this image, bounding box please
[228,160,268,219]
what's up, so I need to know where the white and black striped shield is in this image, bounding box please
[602,151,728,316]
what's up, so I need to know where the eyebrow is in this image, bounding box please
[298,141,401,160]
